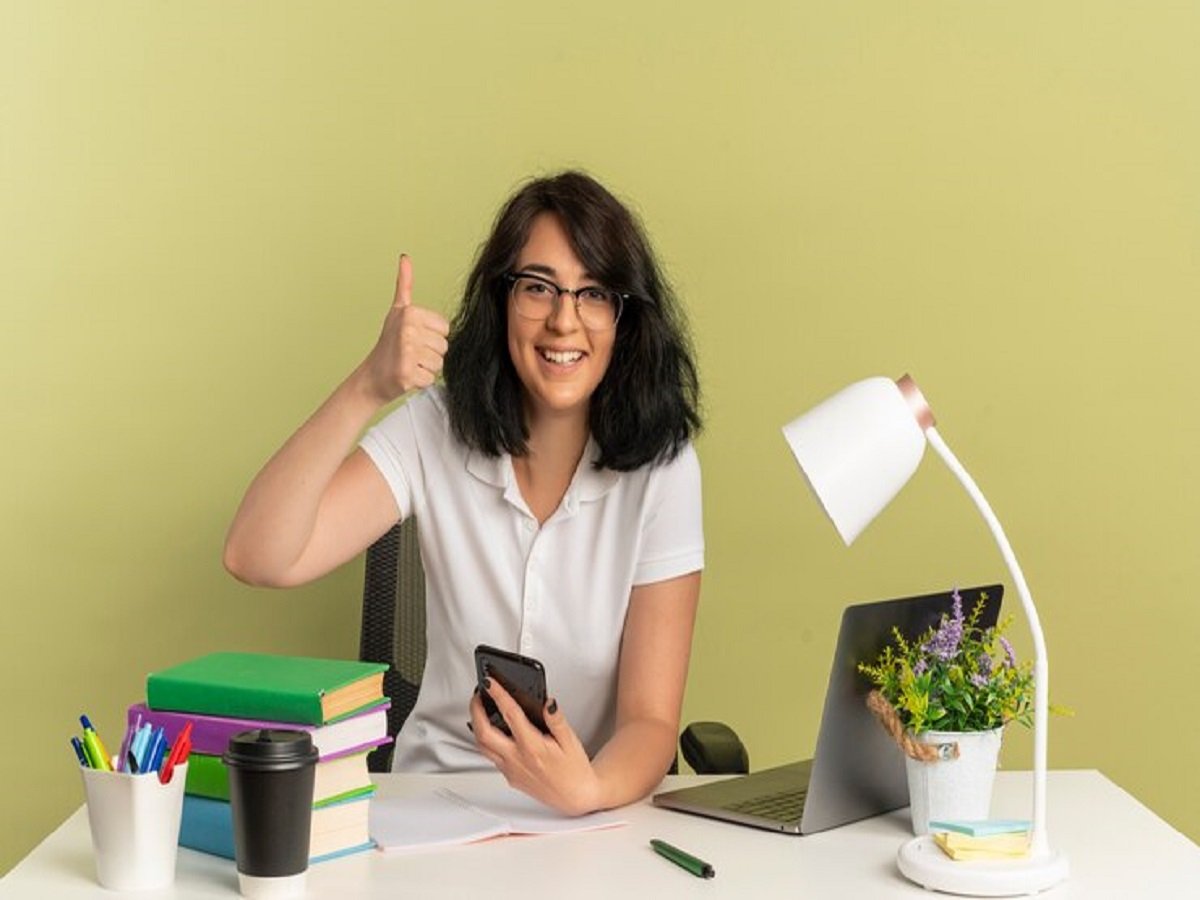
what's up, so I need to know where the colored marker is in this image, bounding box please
[132,724,153,772]
[141,727,165,775]
[118,712,142,773]
[650,839,715,879]
[79,715,112,772]
[149,732,168,773]
[70,736,89,767]
[159,721,193,784]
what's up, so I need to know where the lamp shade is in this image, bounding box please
[782,377,928,545]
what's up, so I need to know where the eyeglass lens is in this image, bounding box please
[509,275,622,330]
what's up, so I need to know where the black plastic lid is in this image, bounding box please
[223,729,318,771]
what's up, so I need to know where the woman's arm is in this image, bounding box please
[223,256,448,587]
[591,570,702,805]
[470,571,701,814]
[222,384,397,588]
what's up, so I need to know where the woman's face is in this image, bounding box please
[507,212,616,423]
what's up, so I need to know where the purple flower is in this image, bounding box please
[977,652,993,678]
[925,595,965,662]
[971,672,989,688]
[1000,637,1017,668]
[913,659,928,677]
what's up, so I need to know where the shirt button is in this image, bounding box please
[524,520,535,532]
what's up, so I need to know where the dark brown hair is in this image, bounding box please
[442,171,700,471]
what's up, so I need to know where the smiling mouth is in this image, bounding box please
[538,348,585,365]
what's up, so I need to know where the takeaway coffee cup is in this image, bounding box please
[223,729,318,899]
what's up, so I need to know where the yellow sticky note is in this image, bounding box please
[933,831,1031,861]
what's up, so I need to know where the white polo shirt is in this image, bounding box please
[359,386,704,772]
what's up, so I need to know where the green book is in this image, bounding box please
[147,652,388,725]
[185,752,231,801]
[185,750,376,807]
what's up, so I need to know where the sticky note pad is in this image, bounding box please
[928,818,1031,837]
[933,831,1031,861]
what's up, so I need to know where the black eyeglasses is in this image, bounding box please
[504,272,629,331]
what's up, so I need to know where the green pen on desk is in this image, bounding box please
[650,838,715,879]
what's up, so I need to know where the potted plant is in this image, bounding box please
[858,588,1034,835]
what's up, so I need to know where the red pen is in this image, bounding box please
[159,721,193,785]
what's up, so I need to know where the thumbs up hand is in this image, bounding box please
[362,255,450,405]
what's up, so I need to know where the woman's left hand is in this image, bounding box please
[469,679,603,816]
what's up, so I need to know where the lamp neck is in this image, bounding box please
[896,375,936,431]
[924,426,1052,858]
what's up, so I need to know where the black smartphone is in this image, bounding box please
[474,644,550,736]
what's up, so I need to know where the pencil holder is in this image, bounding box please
[80,761,188,891]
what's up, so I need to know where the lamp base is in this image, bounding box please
[897,835,1069,896]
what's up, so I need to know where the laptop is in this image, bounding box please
[653,584,1003,835]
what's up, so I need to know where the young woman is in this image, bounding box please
[224,171,703,815]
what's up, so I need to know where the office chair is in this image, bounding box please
[359,518,748,776]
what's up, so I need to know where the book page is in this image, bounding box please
[368,787,625,852]
[448,785,626,835]
[369,790,506,852]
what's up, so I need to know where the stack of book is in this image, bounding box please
[136,652,391,864]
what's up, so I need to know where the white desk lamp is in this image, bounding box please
[782,375,1069,896]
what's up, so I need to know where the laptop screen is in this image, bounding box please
[801,584,1003,833]
[652,584,1003,835]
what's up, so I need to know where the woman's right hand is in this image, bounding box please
[360,254,450,405]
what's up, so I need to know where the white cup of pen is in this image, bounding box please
[75,714,193,891]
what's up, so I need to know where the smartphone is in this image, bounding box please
[474,644,550,736]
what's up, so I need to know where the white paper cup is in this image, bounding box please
[80,761,188,891]
[238,870,307,898]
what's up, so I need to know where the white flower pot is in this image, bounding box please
[905,726,1004,835]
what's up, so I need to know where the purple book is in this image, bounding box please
[126,700,392,762]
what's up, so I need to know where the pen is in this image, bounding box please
[131,723,151,770]
[118,712,141,773]
[80,732,101,769]
[70,736,89,768]
[159,721,193,784]
[79,715,113,772]
[650,838,715,879]
[141,727,165,775]
[149,731,168,773]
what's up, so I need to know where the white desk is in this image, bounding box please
[2,771,1196,898]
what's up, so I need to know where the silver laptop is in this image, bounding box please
[653,584,1003,834]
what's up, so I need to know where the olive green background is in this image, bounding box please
[3,0,1197,874]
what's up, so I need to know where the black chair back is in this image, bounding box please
[358,517,426,772]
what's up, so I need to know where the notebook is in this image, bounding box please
[369,785,625,852]
[653,584,1002,835]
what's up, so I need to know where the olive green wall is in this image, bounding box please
[3,0,1197,873]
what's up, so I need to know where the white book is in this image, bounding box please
[314,796,370,834]
[310,801,371,859]
[369,786,626,852]
[313,752,374,805]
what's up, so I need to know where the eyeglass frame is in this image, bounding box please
[502,271,631,330]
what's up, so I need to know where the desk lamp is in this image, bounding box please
[782,375,1069,896]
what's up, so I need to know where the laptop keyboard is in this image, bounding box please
[727,788,808,822]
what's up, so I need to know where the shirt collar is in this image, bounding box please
[465,447,508,489]
[571,436,620,504]
[465,437,620,511]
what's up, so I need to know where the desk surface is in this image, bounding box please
[2,770,1196,898]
